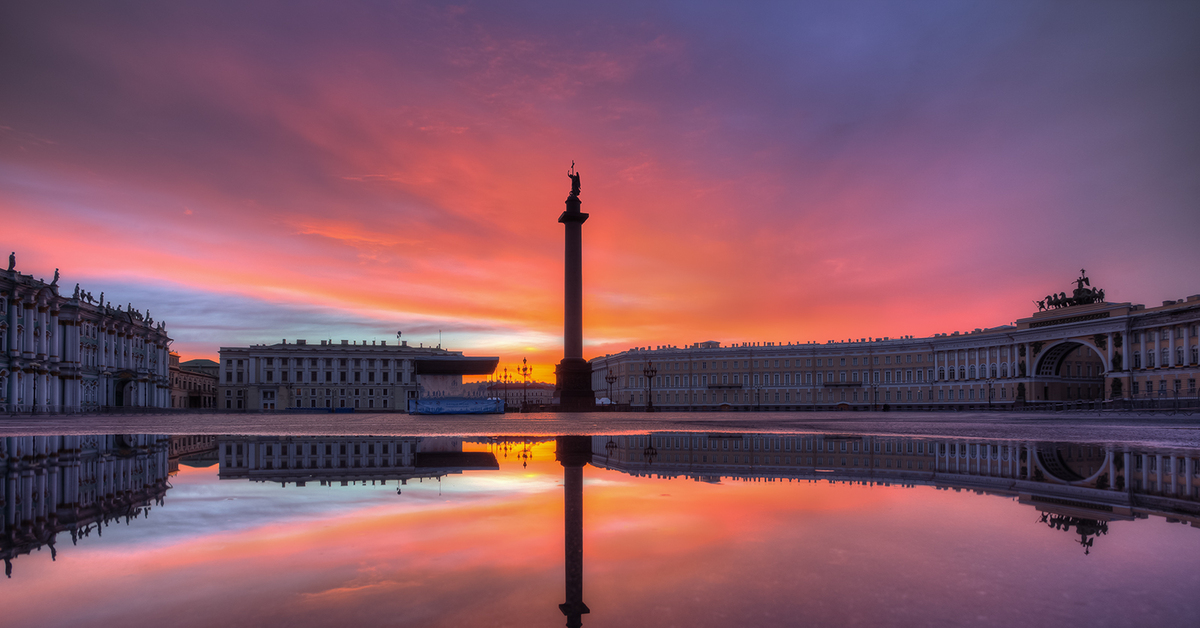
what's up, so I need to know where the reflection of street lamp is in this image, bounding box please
[604,368,617,410]
[605,437,617,461]
[987,377,995,409]
[643,435,657,465]
[643,359,657,412]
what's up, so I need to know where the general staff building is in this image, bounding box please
[590,276,1199,411]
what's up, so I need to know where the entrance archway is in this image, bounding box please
[114,373,135,407]
[1032,342,1105,402]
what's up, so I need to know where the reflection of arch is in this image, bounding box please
[1033,445,1112,486]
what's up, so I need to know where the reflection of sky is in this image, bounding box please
[3,2,1200,381]
[5,441,1200,627]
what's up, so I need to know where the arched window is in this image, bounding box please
[969,365,976,379]
[1001,364,1008,377]
[958,367,966,379]
[990,365,997,378]
[938,367,945,380]
[1161,348,1169,365]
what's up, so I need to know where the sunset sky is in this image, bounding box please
[3,2,1198,380]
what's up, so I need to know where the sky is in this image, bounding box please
[2,1,1199,380]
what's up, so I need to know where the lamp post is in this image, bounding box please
[502,367,510,412]
[604,368,617,411]
[987,377,995,409]
[643,359,657,412]
[519,357,532,412]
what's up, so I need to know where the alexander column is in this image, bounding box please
[555,162,593,411]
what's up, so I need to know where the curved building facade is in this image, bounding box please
[591,280,1200,411]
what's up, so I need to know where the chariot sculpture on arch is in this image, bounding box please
[1038,269,1106,310]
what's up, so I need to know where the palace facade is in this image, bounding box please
[218,339,498,411]
[2,260,172,413]
[590,274,1200,410]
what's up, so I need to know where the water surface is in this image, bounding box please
[2,415,1198,627]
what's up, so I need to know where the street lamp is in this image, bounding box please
[604,367,618,410]
[987,377,995,409]
[643,359,657,412]
[502,366,509,411]
[519,357,532,412]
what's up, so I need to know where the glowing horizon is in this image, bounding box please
[3,2,1198,380]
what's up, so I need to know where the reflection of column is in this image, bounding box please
[1108,449,1116,491]
[1124,451,1132,490]
[1156,454,1163,493]
[1170,456,1177,495]
[1141,454,1149,491]
[557,436,591,628]
[1187,458,1196,499]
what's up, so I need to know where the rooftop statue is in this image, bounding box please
[568,161,581,198]
[7,252,13,271]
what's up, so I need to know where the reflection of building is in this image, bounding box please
[169,353,218,409]
[2,261,173,413]
[590,276,1199,409]
[168,434,219,474]
[217,340,497,412]
[591,432,1200,545]
[216,436,498,485]
[1,434,171,576]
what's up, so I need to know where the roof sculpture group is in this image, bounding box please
[1036,269,1105,311]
